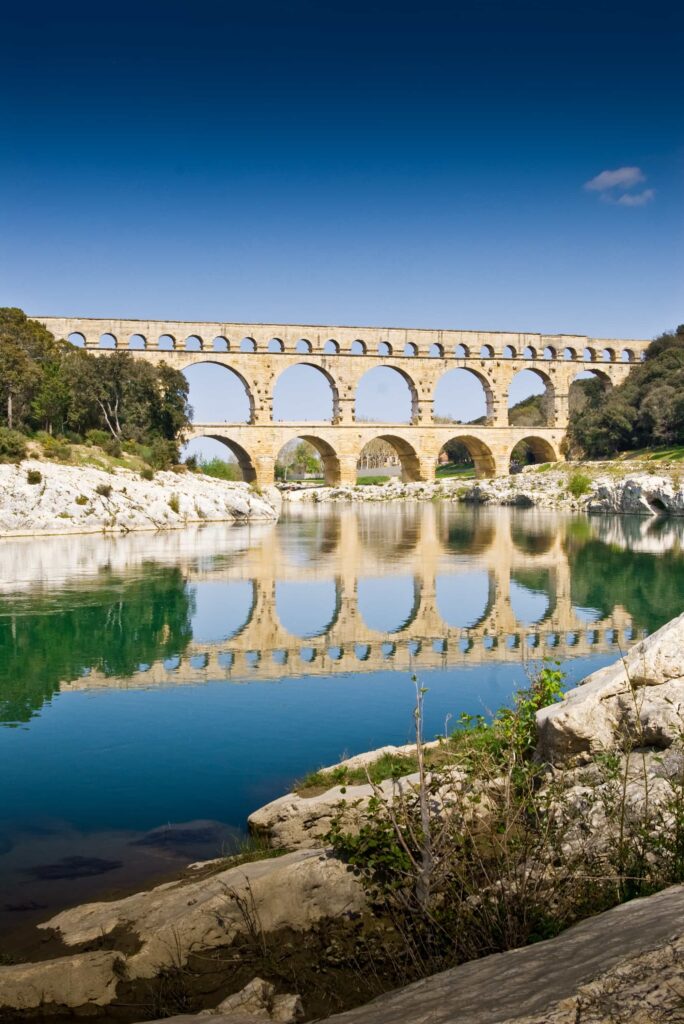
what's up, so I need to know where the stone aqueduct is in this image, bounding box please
[37,317,650,484]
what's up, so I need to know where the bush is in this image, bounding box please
[64,431,84,445]
[567,472,592,498]
[95,483,112,498]
[74,494,88,505]
[168,494,180,514]
[146,438,178,471]
[85,429,111,448]
[0,428,27,463]
[200,457,239,481]
[140,467,154,481]
[26,469,42,485]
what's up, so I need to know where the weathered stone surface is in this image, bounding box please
[0,461,277,537]
[39,849,364,981]
[536,611,684,764]
[0,951,121,1010]
[588,475,684,516]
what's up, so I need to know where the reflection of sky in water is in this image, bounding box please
[276,580,339,637]
[357,575,417,633]
[510,579,550,626]
[436,571,491,628]
[190,581,255,642]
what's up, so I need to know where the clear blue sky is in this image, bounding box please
[1,0,682,443]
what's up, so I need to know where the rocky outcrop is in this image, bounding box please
[587,474,684,516]
[536,611,684,765]
[0,951,122,1010]
[0,460,278,537]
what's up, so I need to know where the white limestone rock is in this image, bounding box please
[0,951,121,1010]
[536,611,684,765]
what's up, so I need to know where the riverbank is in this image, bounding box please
[282,462,684,515]
[0,461,279,537]
[1,611,683,1021]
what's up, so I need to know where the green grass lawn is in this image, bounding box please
[616,446,684,463]
[435,464,476,479]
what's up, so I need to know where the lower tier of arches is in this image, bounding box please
[184,425,565,486]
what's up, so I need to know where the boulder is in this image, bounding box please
[0,951,121,1010]
[39,849,364,981]
[536,611,684,765]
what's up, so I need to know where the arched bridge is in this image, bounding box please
[36,316,649,484]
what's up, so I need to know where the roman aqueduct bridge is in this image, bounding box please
[36,317,650,484]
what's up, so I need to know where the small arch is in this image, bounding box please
[99,333,117,349]
[542,346,556,360]
[184,335,203,351]
[479,344,494,358]
[355,366,418,423]
[522,345,537,359]
[509,436,559,471]
[358,434,422,482]
[583,347,596,361]
[429,343,444,358]
[403,342,418,357]
[434,367,493,424]
[212,336,229,352]
[600,347,615,362]
[350,339,366,355]
[621,348,634,362]
[323,339,339,355]
[562,347,577,360]
[508,368,555,426]
[268,338,285,353]
[378,341,392,356]
[276,434,341,485]
[158,334,175,350]
[273,364,339,422]
[240,337,257,353]
[295,338,312,354]
[128,333,146,350]
[503,345,516,358]
[454,343,470,358]
[68,332,86,348]
[437,435,496,479]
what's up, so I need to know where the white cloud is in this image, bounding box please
[616,189,655,207]
[584,166,645,192]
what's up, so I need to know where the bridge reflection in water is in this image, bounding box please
[56,504,670,695]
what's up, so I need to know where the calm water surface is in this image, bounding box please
[1,503,683,941]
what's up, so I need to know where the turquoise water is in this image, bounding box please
[1,504,683,938]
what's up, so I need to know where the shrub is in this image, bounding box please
[147,438,178,471]
[567,472,592,498]
[140,467,154,481]
[168,494,180,514]
[75,495,89,506]
[0,428,28,463]
[95,483,112,498]
[200,457,239,481]
[26,469,42,485]
[85,429,111,448]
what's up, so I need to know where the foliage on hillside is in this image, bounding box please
[0,308,191,451]
[567,326,684,457]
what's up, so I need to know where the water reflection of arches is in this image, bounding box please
[356,503,422,558]
[438,510,496,554]
[435,570,496,629]
[511,518,557,555]
[275,578,343,638]
[357,575,422,634]
[190,579,258,643]
[510,568,556,625]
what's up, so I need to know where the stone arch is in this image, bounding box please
[99,332,117,349]
[429,343,444,357]
[600,347,615,362]
[277,433,342,485]
[583,346,596,361]
[323,339,339,354]
[454,343,470,358]
[360,433,422,481]
[273,364,339,422]
[188,434,257,482]
[621,348,635,362]
[403,342,418,357]
[268,338,285,353]
[158,334,175,350]
[68,332,86,348]
[479,344,494,358]
[183,362,255,423]
[509,435,559,468]
[522,345,537,359]
[185,335,203,351]
[503,345,516,358]
[562,347,577,360]
[437,435,497,478]
[378,341,392,356]
[543,345,556,359]
[568,368,613,421]
[128,333,146,350]
[240,337,257,353]
[350,339,366,355]
[295,339,312,354]
[433,368,494,424]
[355,366,419,423]
[212,336,229,352]
[507,368,555,426]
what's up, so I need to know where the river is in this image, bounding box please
[1,503,683,945]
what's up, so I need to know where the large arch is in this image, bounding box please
[273,364,339,422]
[357,575,422,634]
[437,435,496,479]
[276,434,342,485]
[355,366,418,423]
[187,434,257,483]
[182,361,255,423]
[433,368,493,424]
[359,433,422,481]
[507,368,555,426]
